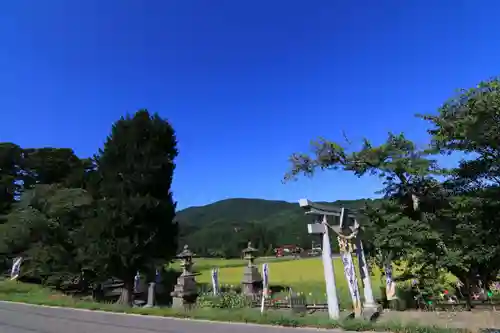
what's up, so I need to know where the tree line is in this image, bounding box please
[0,110,178,305]
[286,77,500,307]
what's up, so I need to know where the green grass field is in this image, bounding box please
[186,256,295,270]
[174,256,458,309]
[173,257,386,308]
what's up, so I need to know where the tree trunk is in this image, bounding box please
[465,277,472,311]
[116,281,133,306]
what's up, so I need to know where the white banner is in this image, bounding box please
[385,262,397,301]
[262,263,269,290]
[155,269,161,283]
[134,271,141,292]
[341,252,360,307]
[211,268,219,295]
[261,263,270,313]
[338,238,360,312]
[10,257,23,280]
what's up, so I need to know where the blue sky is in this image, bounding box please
[1,1,499,209]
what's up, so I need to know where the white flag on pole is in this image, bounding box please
[262,263,269,290]
[261,263,269,314]
[10,257,23,280]
[211,268,219,295]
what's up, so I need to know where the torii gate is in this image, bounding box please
[299,199,381,321]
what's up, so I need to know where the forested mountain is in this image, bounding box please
[176,198,373,258]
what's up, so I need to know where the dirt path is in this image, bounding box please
[380,309,500,332]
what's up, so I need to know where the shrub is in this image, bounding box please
[197,292,254,309]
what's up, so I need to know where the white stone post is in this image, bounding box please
[307,217,340,319]
[301,199,341,320]
[356,240,375,304]
[320,215,340,319]
[356,236,379,320]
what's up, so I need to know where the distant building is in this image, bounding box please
[274,245,302,257]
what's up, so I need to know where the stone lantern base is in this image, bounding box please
[171,275,198,310]
[360,303,382,321]
[172,294,198,310]
[241,265,262,296]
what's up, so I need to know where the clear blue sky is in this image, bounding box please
[1,1,499,209]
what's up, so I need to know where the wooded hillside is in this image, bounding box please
[176,197,374,258]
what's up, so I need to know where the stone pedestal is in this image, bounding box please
[171,269,198,307]
[361,303,382,321]
[144,282,156,308]
[241,265,262,296]
[172,296,197,310]
[171,275,198,309]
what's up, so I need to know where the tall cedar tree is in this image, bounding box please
[89,110,178,305]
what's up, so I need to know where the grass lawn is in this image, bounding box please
[0,280,467,333]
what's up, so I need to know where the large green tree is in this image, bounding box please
[285,78,500,307]
[0,185,93,288]
[421,77,500,189]
[22,148,95,189]
[0,145,89,220]
[284,132,475,296]
[0,146,93,283]
[284,133,442,265]
[420,78,500,303]
[83,109,179,305]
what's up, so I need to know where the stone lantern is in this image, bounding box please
[171,245,198,309]
[241,241,262,296]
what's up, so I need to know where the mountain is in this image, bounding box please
[176,198,373,258]
[176,198,296,226]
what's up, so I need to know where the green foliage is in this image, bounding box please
[80,110,179,300]
[421,77,500,187]
[197,292,254,309]
[1,185,93,289]
[22,148,91,187]
[0,143,23,220]
[0,109,180,305]
[0,145,87,219]
[286,76,500,307]
[0,146,92,274]
[285,132,442,264]
[418,78,500,291]
[179,198,295,225]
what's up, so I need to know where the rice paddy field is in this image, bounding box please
[174,256,388,308]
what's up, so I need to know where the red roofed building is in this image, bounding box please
[274,245,301,257]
